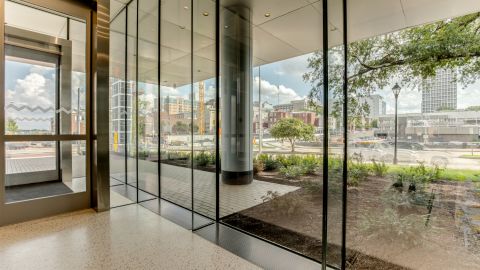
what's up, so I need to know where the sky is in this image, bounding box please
[7,46,480,132]
[147,51,480,115]
[6,59,86,132]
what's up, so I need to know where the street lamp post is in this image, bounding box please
[392,83,401,164]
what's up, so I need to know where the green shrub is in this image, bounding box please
[347,159,371,186]
[393,162,443,192]
[138,150,149,159]
[280,165,307,179]
[328,156,343,173]
[371,159,389,177]
[253,157,265,174]
[277,155,303,167]
[194,151,214,167]
[257,154,279,171]
[359,208,431,247]
[301,155,321,174]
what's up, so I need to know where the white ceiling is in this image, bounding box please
[110,0,480,87]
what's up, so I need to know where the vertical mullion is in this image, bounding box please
[190,0,194,230]
[135,0,139,203]
[158,0,162,200]
[341,0,348,268]
[0,0,5,206]
[215,0,220,223]
[124,6,128,188]
[321,0,329,269]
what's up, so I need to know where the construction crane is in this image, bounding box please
[198,81,205,135]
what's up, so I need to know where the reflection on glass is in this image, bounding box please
[5,140,85,203]
[192,0,216,223]
[219,0,324,263]
[137,0,159,198]
[5,56,57,135]
[126,0,138,192]
[109,8,127,196]
[346,2,480,269]
[159,0,193,211]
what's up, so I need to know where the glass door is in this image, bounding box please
[0,0,90,226]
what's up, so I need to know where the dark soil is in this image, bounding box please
[222,174,480,270]
[223,213,409,270]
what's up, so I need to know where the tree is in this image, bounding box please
[466,105,480,111]
[270,118,315,152]
[172,121,189,134]
[303,13,480,119]
[6,118,18,134]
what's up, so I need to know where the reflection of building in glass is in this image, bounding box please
[110,79,134,149]
[273,98,316,112]
[359,94,386,119]
[376,111,480,142]
[161,96,193,114]
[421,69,457,113]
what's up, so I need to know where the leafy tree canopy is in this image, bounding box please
[270,118,315,152]
[304,13,480,118]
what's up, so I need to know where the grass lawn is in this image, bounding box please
[387,164,480,182]
[460,154,480,159]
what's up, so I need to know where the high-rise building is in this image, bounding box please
[359,94,386,119]
[421,69,457,113]
[110,79,134,148]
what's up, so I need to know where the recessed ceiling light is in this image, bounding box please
[202,12,209,16]
[184,6,189,9]
[264,13,271,17]
[224,25,229,29]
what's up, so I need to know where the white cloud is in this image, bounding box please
[6,68,56,130]
[253,77,302,104]
[160,85,179,96]
[458,81,480,109]
[7,72,55,108]
[273,54,309,77]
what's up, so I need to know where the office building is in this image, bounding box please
[421,69,457,113]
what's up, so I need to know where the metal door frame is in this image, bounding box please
[0,0,110,226]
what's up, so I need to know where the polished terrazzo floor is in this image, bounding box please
[0,205,261,270]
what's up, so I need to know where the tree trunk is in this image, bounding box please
[290,139,295,152]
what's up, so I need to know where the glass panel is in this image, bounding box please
[109,10,126,181]
[192,0,216,226]
[109,9,131,208]
[126,1,138,200]
[5,1,67,39]
[69,19,87,135]
[5,49,57,135]
[219,0,324,263]
[346,1,480,269]
[326,0,345,267]
[160,0,193,216]
[4,140,85,203]
[137,0,159,199]
[69,140,86,193]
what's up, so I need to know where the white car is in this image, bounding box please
[349,142,450,167]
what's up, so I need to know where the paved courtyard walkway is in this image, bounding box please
[111,157,298,218]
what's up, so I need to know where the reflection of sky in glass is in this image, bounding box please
[5,60,56,132]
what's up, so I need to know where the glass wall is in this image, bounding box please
[4,0,87,203]
[109,0,480,268]
[346,1,480,269]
